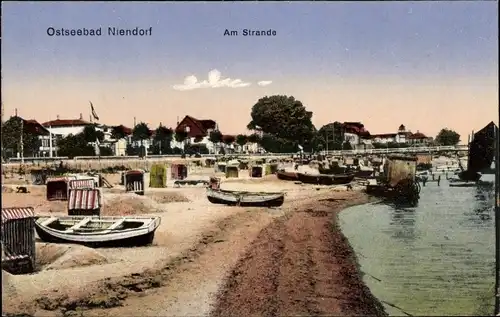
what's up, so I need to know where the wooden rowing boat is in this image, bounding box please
[296,173,355,185]
[173,179,209,187]
[206,188,285,207]
[276,171,298,181]
[34,215,161,248]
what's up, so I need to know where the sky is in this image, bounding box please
[2,1,498,143]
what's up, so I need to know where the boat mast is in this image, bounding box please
[495,123,500,315]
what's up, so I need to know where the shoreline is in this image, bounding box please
[210,191,388,317]
[2,182,387,316]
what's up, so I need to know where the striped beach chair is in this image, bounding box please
[1,207,36,274]
[68,188,101,216]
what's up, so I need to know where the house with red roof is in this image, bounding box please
[173,115,219,153]
[370,124,432,146]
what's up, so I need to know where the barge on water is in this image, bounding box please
[366,155,421,205]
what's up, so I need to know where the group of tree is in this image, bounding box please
[1,97,464,160]
[1,116,41,159]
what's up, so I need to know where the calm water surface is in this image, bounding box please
[339,180,495,316]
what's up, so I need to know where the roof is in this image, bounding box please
[408,132,427,139]
[342,122,370,136]
[25,119,50,135]
[42,119,92,127]
[175,115,217,136]
[1,207,35,224]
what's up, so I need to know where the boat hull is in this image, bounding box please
[276,171,298,181]
[297,173,354,185]
[206,189,285,207]
[34,216,161,248]
[35,225,156,247]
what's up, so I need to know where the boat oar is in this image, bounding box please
[380,300,414,316]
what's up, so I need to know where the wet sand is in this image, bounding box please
[2,168,386,316]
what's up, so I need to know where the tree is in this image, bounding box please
[174,131,187,143]
[236,134,248,147]
[57,133,94,158]
[222,135,235,145]
[111,126,128,140]
[248,95,316,146]
[132,122,152,156]
[435,128,460,146]
[153,124,173,154]
[317,122,345,151]
[82,125,104,143]
[1,116,41,158]
[259,133,296,153]
[209,130,223,154]
[247,133,261,144]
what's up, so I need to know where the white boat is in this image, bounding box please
[35,215,161,248]
[206,188,285,207]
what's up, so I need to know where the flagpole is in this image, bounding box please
[49,123,53,158]
[20,118,24,164]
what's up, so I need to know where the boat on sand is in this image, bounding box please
[276,171,298,181]
[296,173,354,185]
[206,188,285,207]
[35,215,161,248]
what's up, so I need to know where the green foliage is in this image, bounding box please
[82,125,104,143]
[132,122,152,141]
[111,126,128,140]
[1,116,41,158]
[174,131,188,143]
[186,143,209,155]
[247,133,261,144]
[57,133,95,158]
[222,135,235,145]
[99,146,113,156]
[171,147,183,155]
[315,122,346,151]
[153,124,173,154]
[259,134,297,153]
[436,128,460,146]
[248,95,316,145]
[126,144,139,156]
[209,130,223,144]
[236,134,248,146]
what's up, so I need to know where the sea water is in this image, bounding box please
[339,179,495,316]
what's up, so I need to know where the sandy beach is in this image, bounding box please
[2,167,386,317]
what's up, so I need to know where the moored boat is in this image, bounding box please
[276,171,298,181]
[296,173,354,185]
[206,188,285,207]
[34,215,161,248]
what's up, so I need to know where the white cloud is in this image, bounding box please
[257,80,272,87]
[173,69,252,91]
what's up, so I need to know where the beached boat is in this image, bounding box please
[34,216,161,248]
[276,171,298,181]
[173,179,209,187]
[296,173,355,185]
[206,188,285,207]
[449,182,477,188]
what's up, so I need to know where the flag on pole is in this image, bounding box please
[90,101,99,121]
